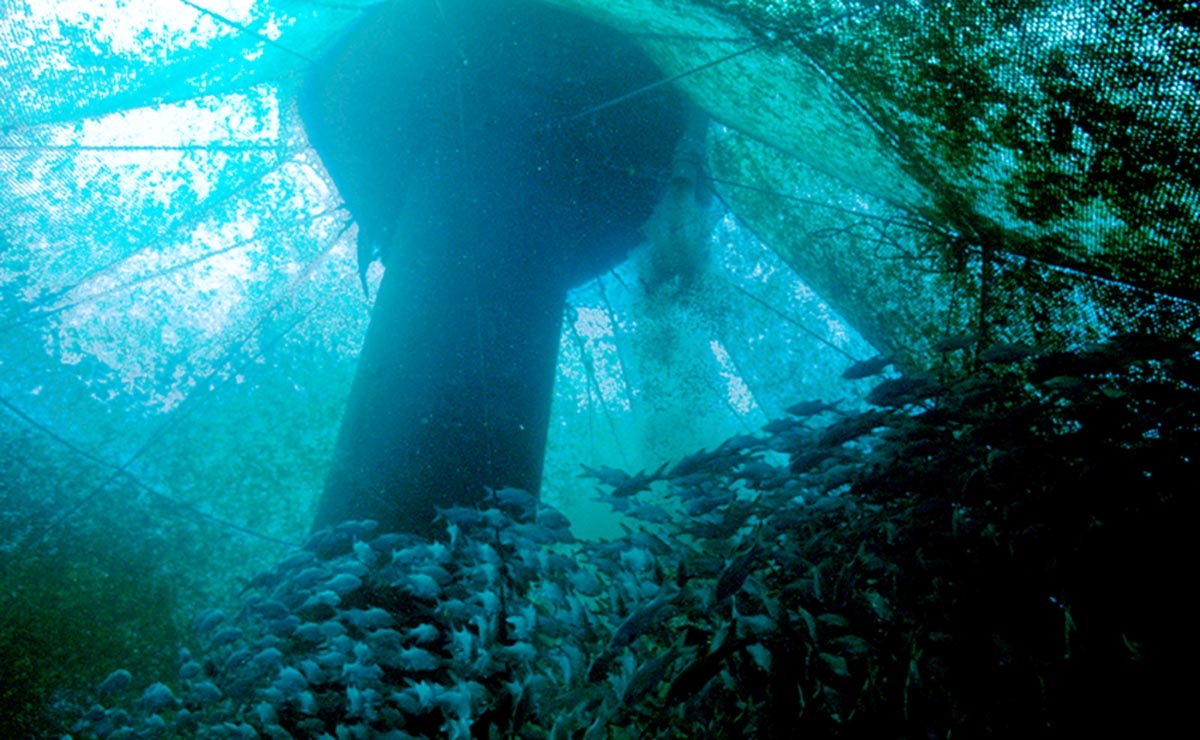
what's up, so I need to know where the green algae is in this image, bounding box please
[0,425,190,737]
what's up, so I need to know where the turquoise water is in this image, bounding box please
[0,1,1193,737]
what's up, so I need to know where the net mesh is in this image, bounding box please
[1,0,1197,552]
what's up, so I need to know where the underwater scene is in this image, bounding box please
[0,1,1195,738]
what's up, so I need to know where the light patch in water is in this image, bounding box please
[709,339,756,415]
[22,0,256,54]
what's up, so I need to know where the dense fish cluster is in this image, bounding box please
[72,334,1194,738]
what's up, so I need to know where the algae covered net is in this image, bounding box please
[0,0,1196,737]
[579,0,1200,356]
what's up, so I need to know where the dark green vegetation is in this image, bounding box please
[710,0,1200,297]
[0,426,192,738]
[70,334,1193,738]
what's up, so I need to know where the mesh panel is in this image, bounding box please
[2,0,1198,579]
[559,0,1200,359]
